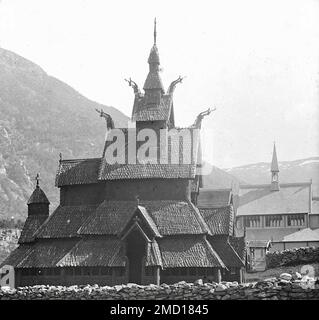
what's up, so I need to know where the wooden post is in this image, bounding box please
[217,269,222,283]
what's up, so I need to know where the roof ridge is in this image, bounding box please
[60,157,101,163]
[204,237,226,269]
[188,200,212,236]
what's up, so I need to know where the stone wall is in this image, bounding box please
[266,246,319,268]
[1,278,319,300]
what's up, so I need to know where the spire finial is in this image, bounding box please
[154,17,157,45]
[35,173,40,188]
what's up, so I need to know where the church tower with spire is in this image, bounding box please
[270,143,280,191]
[129,18,180,132]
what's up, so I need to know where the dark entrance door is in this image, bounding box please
[126,230,146,284]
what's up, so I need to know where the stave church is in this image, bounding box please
[1,21,245,287]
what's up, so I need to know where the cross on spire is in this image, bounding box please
[154,17,157,45]
[35,173,40,188]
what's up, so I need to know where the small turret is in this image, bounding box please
[27,173,50,216]
[270,143,280,191]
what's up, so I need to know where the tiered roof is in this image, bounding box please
[1,22,245,273]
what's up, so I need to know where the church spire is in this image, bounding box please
[270,143,280,191]
[154,17,157,45]
[143,19,164,93]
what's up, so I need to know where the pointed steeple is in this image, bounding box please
[271,143,279,172]
[27,173,50,215]
[270,143,280,191]
[143,18,164,93]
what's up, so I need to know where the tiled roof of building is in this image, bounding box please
[55,158,101,187]
[79,200,210,237]
[282,228,319,242]
[229,236,246,262]
[99,163,196,180]
[210,240,245,268]
[0,244,33,268]
[146,241,163,267]
[27,186,50,205]
[57,238,126,267]
[16,240,78,268]
[18,215,48,244]
[237,182,311,216]
[143,71,165,92]
[141,200,210,236]
[128,206,161,237]
[36,205,98,238]
[78,201,137,236]
[199,206,233,236]
[158,236,226,268]
[197,188,232,208]
[132,94,172,121]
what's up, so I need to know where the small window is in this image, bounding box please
[287,214,305,227]
[244,216,261,228]
[265,215,283,227]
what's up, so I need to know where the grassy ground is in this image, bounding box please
[244,263,319,282]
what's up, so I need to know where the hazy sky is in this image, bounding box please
[0,0,318,168]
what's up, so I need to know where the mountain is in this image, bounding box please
[0,47,129,220]
[224,157,319,195]
[201,162,244,189]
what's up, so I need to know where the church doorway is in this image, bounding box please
[126,229,146,284]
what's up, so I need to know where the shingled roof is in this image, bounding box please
[57,238,126,267]
[55,158,101,187]
[36,205,98,239]
[229,236,246,262]
[197,188,232,208]
[140,200,210,236]
[79,200,210,237]
[16,240,78,268]
[146,241,163,267]
[209,240,244,268]
[199,205,233,236]
[132,94,172,121]
[18,215,48,244]
[158,236,226,268]
[78,201,137,236]
[27,186,50,205]
[237,182,312,216]
[0,244,33,268]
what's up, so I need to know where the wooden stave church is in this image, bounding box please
[1,23,246,287]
